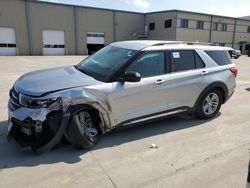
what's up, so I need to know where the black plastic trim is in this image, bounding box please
[11,118,35,129]
[117,107,191,128]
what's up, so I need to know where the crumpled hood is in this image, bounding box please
[15,66,102,96]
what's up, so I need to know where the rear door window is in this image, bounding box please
[170,50,205,72]
[205,51,232,65]
[171,50,196,72]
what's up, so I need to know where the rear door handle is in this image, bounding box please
[201,70,208,75]
[154,79,166,85]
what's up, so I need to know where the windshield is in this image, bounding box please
[77,45,137,80]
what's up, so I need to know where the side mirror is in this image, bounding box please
[122,71,141,82]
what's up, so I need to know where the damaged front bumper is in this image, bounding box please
[8,102,70,154]
[7,85,114,153]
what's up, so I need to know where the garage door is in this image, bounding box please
[87,32,105,55]
[43,30,65,56]
[0,27,16,56]
[87,32,105,44]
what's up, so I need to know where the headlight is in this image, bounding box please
[19,93,57,108]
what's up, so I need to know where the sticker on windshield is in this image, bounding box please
[172,52,180,58]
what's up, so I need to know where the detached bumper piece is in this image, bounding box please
[8,111,70,154]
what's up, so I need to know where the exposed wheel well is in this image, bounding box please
[67,104,102,133]
[213,87,226,103]
[194,82,228,110]
[65,104,101,149]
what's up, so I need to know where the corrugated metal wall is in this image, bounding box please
[28,2,76,55]
[145,11,176,40]
[0,0,144,55]
[76,8,113,55]
[176,12,211,42]
[0,0,29,55]
[114,12,144,41]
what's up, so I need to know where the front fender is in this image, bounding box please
[45,87,114,131]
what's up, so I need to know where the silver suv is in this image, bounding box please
[7,40,237,153]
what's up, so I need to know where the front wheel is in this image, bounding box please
[65,110,100,149]
[196,89,223,119]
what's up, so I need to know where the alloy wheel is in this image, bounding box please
[202,93,219,115]
[78,111,98,137]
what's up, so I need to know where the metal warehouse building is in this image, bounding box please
[0,0,250,56]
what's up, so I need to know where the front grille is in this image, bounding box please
[9,87,21,111]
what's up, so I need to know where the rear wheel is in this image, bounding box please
[65,110,100,149]
[196,89,223,119]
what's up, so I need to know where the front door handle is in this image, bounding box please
[154,79,166,85]
[201,70,208,75]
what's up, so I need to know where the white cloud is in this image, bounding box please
[201,3,250,17]
[222,4,250,17]
[120,0,130,4]
[133,0,150,9]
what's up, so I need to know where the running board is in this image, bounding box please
[123,109,187,126]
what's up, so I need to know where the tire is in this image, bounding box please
[196,89,223,119]
[65,110,100,149]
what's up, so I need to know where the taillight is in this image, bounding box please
[230,67,238,77]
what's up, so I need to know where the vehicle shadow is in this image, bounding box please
[94,113,221,149]
[0,113,220,170]
[0,120,84,170]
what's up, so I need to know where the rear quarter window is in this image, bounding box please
[195,52,206,69]
[205,50,232,66]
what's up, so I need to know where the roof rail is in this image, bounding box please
[152,41,216,46]
[186,42,216,46]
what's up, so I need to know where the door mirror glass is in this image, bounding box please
[122,71,141,82]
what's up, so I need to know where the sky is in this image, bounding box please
[41,0,250,17]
